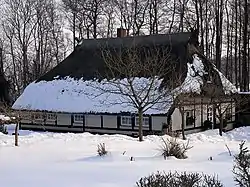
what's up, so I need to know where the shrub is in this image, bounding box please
[136,171,224,187]
[233,141,250,187]
[167,131,181,138]
[159,137,193,159]
[203,120,213,130]
[97,143,108,156]
[0,124,8,134]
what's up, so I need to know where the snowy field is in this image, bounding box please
[1,126,250,187]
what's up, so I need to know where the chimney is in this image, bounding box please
[117,28,128,37]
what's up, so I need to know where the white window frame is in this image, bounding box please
[47,113,56,120]
[74,114,84,122]
[33,113,44,120]
[21,112,31,120]
[207,106,213,122]
[121,116,132,126]
[135,117,149,127]
[225,106,232,120]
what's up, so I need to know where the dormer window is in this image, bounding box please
[207,74,213,83]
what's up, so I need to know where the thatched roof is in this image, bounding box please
[38,32,195,83]
[36,31,236,96]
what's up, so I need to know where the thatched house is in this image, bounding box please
[12,30,237,135]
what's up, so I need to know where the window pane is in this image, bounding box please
[75,115,83,121]
[144,118,149,126]
[121,116,132,126]
[135,117,149,126]
[186,110,195,126]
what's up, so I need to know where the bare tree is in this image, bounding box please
[172,95,197,140]
[61,0,82,47]
[206,92,249,136]
[1,0,65,99]
[148,0,166,34]
[241,0,249,92]
[32,0,65,79]
[2,0,37,88]
[215,0,224,70]
[0,105,21,146]
[86,45,178,141]
[176,0,189,32]
[132,0,150,35]
[212,96,235,136]
[114,0,134,35]
[103,1,116,37]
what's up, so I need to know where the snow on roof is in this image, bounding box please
[12,77,172,114]
[213,66,238,94]
[173,54,237,95]
[0,115,11,121]
[12,54,237,114]
[238,91,250,95]
[172,54,205,95]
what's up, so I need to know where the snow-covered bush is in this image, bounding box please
[136,171,224,187]
[233,141,250,187]
[97,143,108,156]
[159,137,192,159]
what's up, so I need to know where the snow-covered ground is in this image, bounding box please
[1,126,250,187]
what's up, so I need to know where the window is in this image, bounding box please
[207,106,213,122]
[185,110,195,126]
[121,116,132,126]
[21,113,31,120]
[207,75,213,83]
[74,114,84,122]
[135,117,149,127]
[225,107,232,120]
[47,113,56,120]
[33,113,44,120]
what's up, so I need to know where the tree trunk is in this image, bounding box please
[238,0,242,91]
[22,45,29,88]
[0,48,3,74]
[219,116,223,136]
[180,107,186,140]
[73,12,76,49]
[15,123,19,146]
[234,0,238,88]
[138,108,143,142]
[181,113,186,140]
[215,0,222,70]
[242,0,248,91]
[168,0,176,33]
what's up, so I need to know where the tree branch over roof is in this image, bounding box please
[83,42,182,141]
